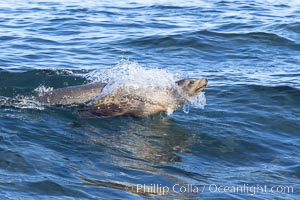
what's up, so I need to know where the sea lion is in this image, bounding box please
[84,78,207,118]
[36,78,208,118]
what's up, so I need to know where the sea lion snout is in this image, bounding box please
[193,78,208,94]
[199,78,208,88]
[198,78,208,86]
[176,78,208,97]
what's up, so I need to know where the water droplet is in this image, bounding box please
[183,103,190,114]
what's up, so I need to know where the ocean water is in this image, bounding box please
[0,0,300,199]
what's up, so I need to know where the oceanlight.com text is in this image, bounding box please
[127,183,294,196]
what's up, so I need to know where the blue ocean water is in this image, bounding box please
[0,0,299,199]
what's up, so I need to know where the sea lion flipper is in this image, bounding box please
[75,103,121,118]
[36,82,107,105]
[75,109,99,118]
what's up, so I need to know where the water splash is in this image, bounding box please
[181,92,206,114]
[0,96,44,110]
[0,85,53,110]
[85,59,181,89]
[34,85,54,97]
[190,92,206,109]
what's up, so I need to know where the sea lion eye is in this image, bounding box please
[189,80,195,85]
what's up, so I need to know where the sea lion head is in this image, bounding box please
[176,78,208,97]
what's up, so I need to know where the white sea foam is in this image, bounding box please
[0,96,44,110]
